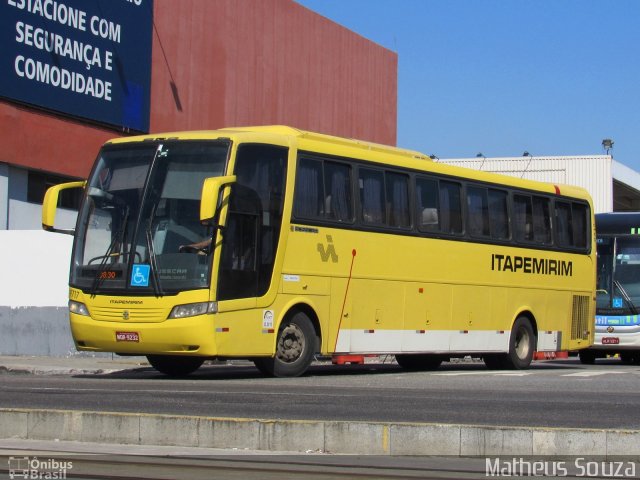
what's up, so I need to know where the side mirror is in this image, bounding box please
[42,181,86,234]
[200,175,237,224]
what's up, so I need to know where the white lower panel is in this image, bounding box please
[334,329,510,354]
[401,330,451,353]
[350,329,403,352]
[537,331,560,351]
[448,330,509,352]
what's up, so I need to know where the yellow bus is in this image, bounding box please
[43,126,595,377]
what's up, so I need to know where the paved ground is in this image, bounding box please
[1,354,639,457]
[0,354,149,375]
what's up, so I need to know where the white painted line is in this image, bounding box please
[562,371,626,377]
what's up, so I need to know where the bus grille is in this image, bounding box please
[90,306,168,323]
[571,295,591,340]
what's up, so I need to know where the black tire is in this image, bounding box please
[252,358,273,376]
[620,352,635,365]
[578,350,596,365]
[620,351,640,365]
[395,354,443,371]
[146,355,204,377]
[501,317,535,370]
[483,354,507,370]
[256,311,318,377]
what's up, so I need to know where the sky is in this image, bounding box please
[296,0,640,170]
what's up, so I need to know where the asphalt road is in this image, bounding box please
[1,358,639,430]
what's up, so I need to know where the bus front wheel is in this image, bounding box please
[502,317,535,370]
[146,355,204,377]
[254,311,317,377]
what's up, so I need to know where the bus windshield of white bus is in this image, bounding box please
[71,141,229,295]
[596,236,640,316]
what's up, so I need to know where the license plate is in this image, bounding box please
[601,337,619,345]
[116,331,140,342]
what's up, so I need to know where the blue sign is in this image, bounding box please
[596,315,640,327]
[131,264,150,287]
[1,0,153,132]
[613,297,624,308]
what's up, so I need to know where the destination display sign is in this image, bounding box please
[1,0,153,132]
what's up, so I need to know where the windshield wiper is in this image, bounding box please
[89,230,121,298]
[89,205,130,297]
[145,224,164,297]
[614,280,638,315]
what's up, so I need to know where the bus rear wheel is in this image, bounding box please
[395,354,443,371]
[483,354,505,370]
[146,355,204,377]
[254,311,317,377]
[501,317,535,370]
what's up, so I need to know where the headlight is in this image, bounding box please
[169,302,217,319]
[69,300,89,316]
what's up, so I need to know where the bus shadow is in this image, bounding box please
[74,357,592,381]
[77,362,406,381]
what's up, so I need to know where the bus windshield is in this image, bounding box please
[71,140,229,294]
[597,236,640,315]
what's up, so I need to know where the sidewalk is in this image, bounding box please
[0,355,148,375]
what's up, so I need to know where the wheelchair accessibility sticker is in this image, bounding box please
[131,264,150,287]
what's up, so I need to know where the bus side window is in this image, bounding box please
[416,177,439,232]
[440,180,463,234]
[532,196,552,244]
[294,158,323,218]
[467,186,490,237]
[324,161,353,222]
[294,157,353,223]
[572,203,589,249]
[514,194,533,242]
[555,201,573,247]
[488,188,509,240]
[555,201,590,250]
[359,168,385,224]
[386,172,410,228]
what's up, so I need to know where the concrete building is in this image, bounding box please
[0,0,397,230]
[0,0,397,356]
[440,155,640,214]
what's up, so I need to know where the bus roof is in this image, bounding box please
[596,212,640,235]
[106,125,592,202]
[106,125,429,161]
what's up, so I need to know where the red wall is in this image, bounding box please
[0,0,397,179]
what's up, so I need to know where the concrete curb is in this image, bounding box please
[0,355,147,376]
[2,408,639,457]
[0,365,123,376]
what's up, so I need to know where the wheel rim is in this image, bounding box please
[276,323,305,363]
[515,327,531,360]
